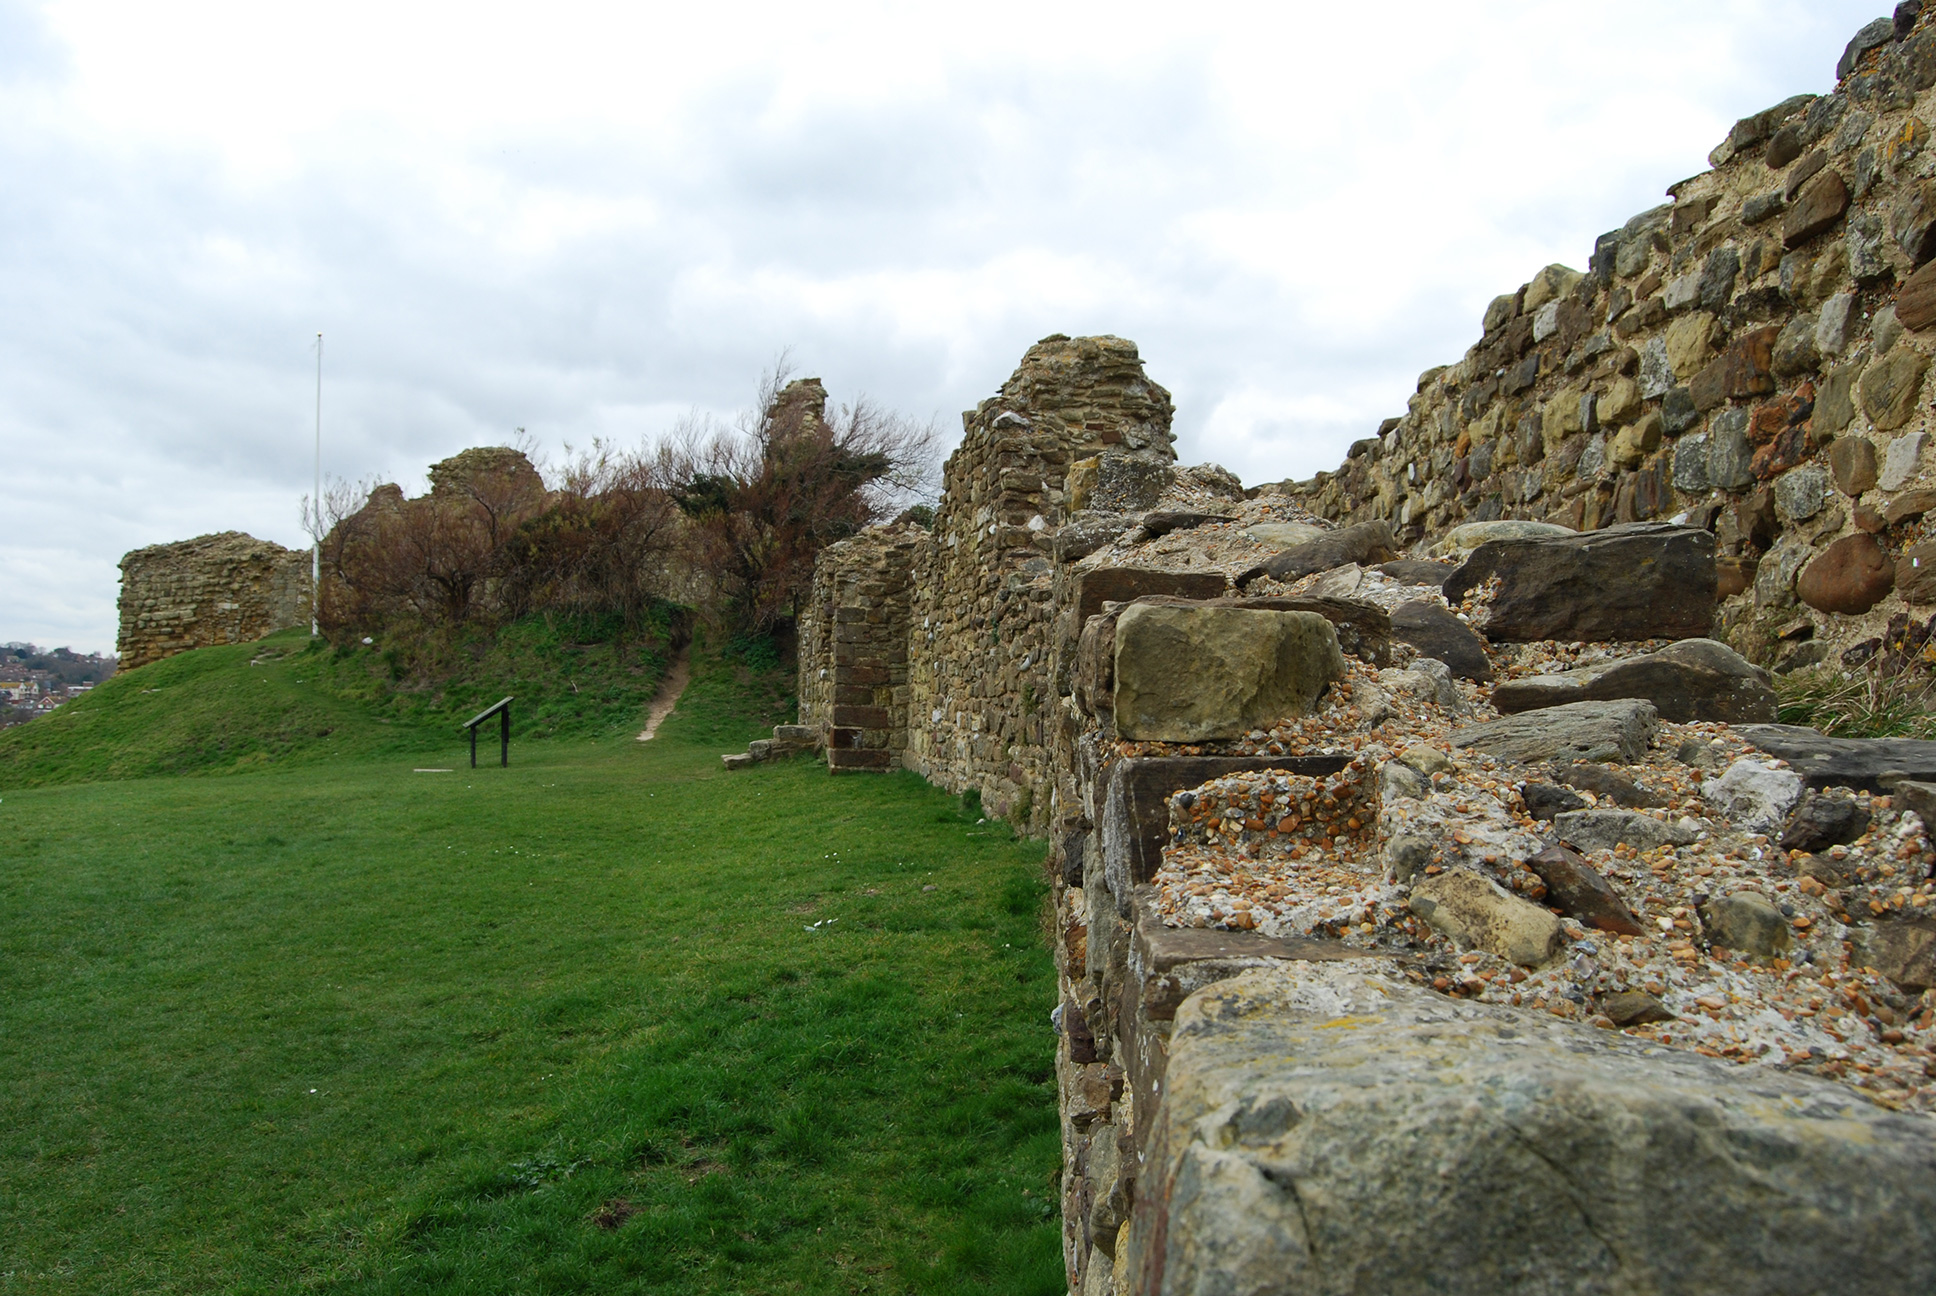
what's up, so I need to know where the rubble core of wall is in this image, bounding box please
[117,532,312,670]
[1290,6,1936,677]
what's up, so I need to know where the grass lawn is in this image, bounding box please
[0,641,1062,1294]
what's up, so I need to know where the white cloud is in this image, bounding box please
[0,0,1893,650]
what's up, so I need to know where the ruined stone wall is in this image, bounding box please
[117,532,312,670]
[902,335,1176,829]
[1297,8,1936,676]
[796,524,920,771]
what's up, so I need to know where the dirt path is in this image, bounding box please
[636,645,692,741]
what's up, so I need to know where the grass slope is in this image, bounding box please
[0,612,714,790]
[0,646,1060,1293]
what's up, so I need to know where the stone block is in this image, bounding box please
[1442,522,1716,643]
[1409,868,1564,965]
[1489,637,1775,724]
[1860,352,1932,431]
[1451,699,1659,766]
[1798,533,1894,615]
[1112,605,1344,742]
[1882,430,1930,489]
[1736,724,1936,791]
[1783,168,1851,247]
[1072,567,1226,624]
[1250,520,1398,584]
[1831,435,1879,494]
[1134,963,1936,1296]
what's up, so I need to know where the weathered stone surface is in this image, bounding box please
[1899,542,1936,603]
[1784,168,1851,247]
[1816,363,1861,437]
[1551,808,1698,854]
[1451,699,1659,766]
[1703,758,1805,832]
[1775,464,1829,520]
[1840,16,1897,81]
[1831,435,1880,494]
[1551,762,1664,808]
[1524,843,1646,935]
[1601,990,1676,1026]
[1374,559,1456,586]
[1253,521,1398,583]
[1443,523,1716,643]
[1520,782,1587,820]
[1699,892,1793,957]
[1882,429,1929,489]
[1389,600,1493,682]
[1490,637,1776,724]
[1859,349,1931,430]
[1779,788,1872,852]
[1054,512,1133,561]
[117,531,312,670]
[1855,918,1936,992]
[1899,257,1936,331]
[1671,432,1710,492]
[1240,521,1324,549]
[1433,519,1573,558]
[1073,567,1226,624]
[1409,868,1564,966]
[1113,605,1344,742]
[1137,963,1936,1296]
[1884,486,1936,524]
[1737,724,1936,791]
[1798,533,1895,614]
[1690,326,1778,409]
[1234,595,1391,667]
[1067,451,1172,512]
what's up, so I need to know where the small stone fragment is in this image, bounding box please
[1702,759,1804,834]
[1698,892,1793,958]
[1525,843,1647,936]
[1601,990,1676,1027]
[1778,789,1872,852]
[1520,782,1588,821]
[1408,868,1564,967]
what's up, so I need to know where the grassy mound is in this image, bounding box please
[0,608,728,790]
[0,630,440,787]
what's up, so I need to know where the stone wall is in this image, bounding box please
[117,532,312,670]
[797,524,920,771]
[1291,6,1936,676]
[899,334,1176,826]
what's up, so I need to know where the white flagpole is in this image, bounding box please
[313,332,322,637]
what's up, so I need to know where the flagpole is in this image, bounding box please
[313,332,322,637]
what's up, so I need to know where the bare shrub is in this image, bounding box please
[665,364,937,633]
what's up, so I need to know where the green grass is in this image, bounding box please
[0,640,1061,1294]
[1775,665,1936,740]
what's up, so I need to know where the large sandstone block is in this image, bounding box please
[1442,522,1715,642]
[1130,963,1936,1296]
[1489,637,1776,723]
[1112,605,1344,742]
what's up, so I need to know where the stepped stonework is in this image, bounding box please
[117,532,311,670]
[796,16,1936,1293]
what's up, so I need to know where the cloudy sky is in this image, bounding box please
[0,0,1892,652]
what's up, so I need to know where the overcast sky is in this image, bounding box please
[0,0,1893,652]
